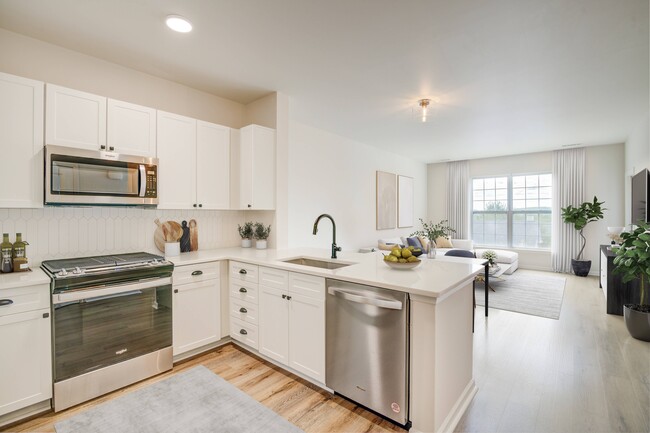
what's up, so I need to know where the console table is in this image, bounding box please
[599,245,641,315]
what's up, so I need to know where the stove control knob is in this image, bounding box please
[57,269,68,277]
[73,267,83,274]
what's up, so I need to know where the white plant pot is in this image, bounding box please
[241,239,252,248]
[256,240,268,250]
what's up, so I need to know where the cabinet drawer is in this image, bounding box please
[230,317,258,350]
[174,262,220,286]
[289,273,326,300]
[230,281,259,304]
[230,298,258,326]
[0,284,50,318]
[259,267,288,290]
[230,261,258,283]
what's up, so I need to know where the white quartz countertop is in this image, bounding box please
[168,248,484,298]
[0,267,50,291]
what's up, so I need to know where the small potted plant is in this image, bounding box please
[613,223,650,341]
[561,196,605,276]
[254,222,271,249]
[482,250,498,267]
[410,219,456,258]
[238,221,254,248]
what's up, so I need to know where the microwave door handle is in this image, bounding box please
[139,165,146,197]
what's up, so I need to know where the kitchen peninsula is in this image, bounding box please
[169,247,483,433]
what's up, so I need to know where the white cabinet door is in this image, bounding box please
[289,293,325,383]
[239,125,275,210]
[107,99,156,156]
[45,84,106,150]
[156,111,197,209]
[0,309,52,416]
[196,121,230,209]
[0,72,44,208]
[173,278,221,356]
[258,285,289,365]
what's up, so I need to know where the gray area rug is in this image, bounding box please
[475,272,566,319]
[55,365,305,433]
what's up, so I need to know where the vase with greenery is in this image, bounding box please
[254,222,271,249]
[238,221,254,248]
[561,196,605,276]
[612,222,650,341]
[410,219,456,258]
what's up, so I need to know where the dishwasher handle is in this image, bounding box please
[328,286,403,310]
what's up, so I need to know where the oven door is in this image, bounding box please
[52,277,172,382]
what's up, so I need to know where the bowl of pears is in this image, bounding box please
[383,245,422,270]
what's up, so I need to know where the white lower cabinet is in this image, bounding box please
[229,262,260,350]
[0,284,52,417]
[173,262,221,357]
[257,267,325,383]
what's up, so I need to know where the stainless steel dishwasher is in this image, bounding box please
[326,279,410,427]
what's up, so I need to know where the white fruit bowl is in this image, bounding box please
[383,260,421,270]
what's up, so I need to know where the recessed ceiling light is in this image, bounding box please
[166,15,192,33]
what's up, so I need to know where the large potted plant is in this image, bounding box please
[561,196,605,276]
[410,219,456,258]
[612,223,650,341]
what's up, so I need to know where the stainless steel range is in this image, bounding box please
[42,252,173,411]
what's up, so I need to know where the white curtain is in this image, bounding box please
[552,148,585,273]
[446,160,470,239]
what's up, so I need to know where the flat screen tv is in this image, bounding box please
[631,168,650,225]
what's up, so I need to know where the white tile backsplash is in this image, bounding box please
[0,207,274,265]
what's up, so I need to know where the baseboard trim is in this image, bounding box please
[415,379,477,433]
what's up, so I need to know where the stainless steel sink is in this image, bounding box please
[281,257,353,270]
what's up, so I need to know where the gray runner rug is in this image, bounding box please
[475,272,566,319]
[55,365,305,433]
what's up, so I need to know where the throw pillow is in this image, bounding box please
[417,236,431,252]
[435,237,453,248]
[406,237,423,249]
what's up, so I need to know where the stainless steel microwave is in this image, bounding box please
[45,145,159,206]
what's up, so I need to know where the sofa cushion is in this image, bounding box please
[435,237,453,248]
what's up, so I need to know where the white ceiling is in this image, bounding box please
[0,0,647,162]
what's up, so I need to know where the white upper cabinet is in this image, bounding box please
[107,99,156,156]
[46,84,106,150]
[238,125,275,210]
[0,72,44,208]
[196,121,230,209]
[156,110,197,209]
[158,113,230,210]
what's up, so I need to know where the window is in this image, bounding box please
[472,174,552,249]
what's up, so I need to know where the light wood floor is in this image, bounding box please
[5,270,649,433]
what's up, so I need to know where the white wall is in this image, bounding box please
[0,28,245,127]
[624,114,650,224]
[427,144,625,273]
[287,121,427,251]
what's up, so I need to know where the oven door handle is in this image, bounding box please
[52,277,172,304]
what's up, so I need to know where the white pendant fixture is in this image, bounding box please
[166,15,192,33]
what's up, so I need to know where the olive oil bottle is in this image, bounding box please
[12,233,29,272]
[0,233,13,273]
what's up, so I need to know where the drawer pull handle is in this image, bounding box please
[239,287,247,293]
[240,329,248,335]
[239,269,247,275]
[239,307,248,313]
[43,312,49,319]
[174,289,179,293]
[191,270,203,276]
[0,299,13,306]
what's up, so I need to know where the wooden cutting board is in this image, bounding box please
[154,219,183,252]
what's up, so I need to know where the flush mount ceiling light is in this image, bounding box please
[414,98,439,123]
[166,15,192,33]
